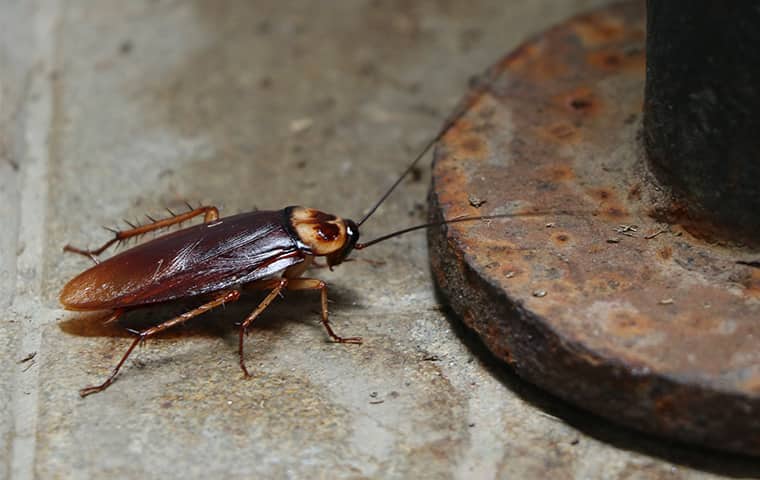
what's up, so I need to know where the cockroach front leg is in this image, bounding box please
[79,289,240,397]
[64,205,219,261]
[287,278,363,345]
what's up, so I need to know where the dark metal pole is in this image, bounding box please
[644,1,760,243]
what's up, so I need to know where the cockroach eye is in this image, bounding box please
[314,222,340,241]
[326,219,360,268]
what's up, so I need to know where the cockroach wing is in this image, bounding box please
[60,210,304,311]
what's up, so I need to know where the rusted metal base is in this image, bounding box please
[428,0,760,456]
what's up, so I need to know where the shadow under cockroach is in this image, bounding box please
[59,286,363,340]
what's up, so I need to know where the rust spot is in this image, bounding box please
[649,197,760,247]
[498,41,569,81]
[658,246,672,260]
[446,118,474,138]
[552,232,570,244]
[628,183,642,200]
[536,123,582,145]
[459,135,487,157]
[571,98,592,110]
[498,42,540,70]
[602,52,621,67]
[654,394,678,417]
[584,273,634,295]
[742,270,760,297]
[591,188,612,201]
[588,50,645,72]
[550,123,578,140]
[602,206,628,219]
[539,164,575,182]
[587,189,628,219]
[676,311,721,333]
[495,344,514,364]
[609,310,654,337]
[557,87,601,116]
[572,14,628,46]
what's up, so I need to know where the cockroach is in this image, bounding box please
[59,92,493,397]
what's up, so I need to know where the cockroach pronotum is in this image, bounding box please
[60,86,501,397]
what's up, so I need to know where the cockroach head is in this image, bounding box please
[287,206,360,268]
[326,218,359,268]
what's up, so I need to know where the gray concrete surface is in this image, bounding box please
[2,0,759,478]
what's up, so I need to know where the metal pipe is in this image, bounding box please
[644,0,760,243]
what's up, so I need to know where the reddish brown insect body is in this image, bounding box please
[61,207,358,311]
[61,206,365,396]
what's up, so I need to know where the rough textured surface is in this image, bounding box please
[429,0,760,457]
[645,0,760,243]
[2,0,759,478]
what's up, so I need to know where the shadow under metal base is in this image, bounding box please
[428,0,760,456]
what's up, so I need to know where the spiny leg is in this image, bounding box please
[238,278,288,377]
[287,278,362,344]
[79,289,240,397]
[64,205,220,261]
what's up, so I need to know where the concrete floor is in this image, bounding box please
[2,0,759,478]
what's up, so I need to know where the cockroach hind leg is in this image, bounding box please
[67,205,221,262]
[79,382,112,397]
[63,241,114,262]
[79,375,120,397]
[79,335,141,397]
[102,309,125,325]
[330,331,363,344]
[79,290,239,397]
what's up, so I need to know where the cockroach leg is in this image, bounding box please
[79,289,240,397]
[64,205,219,260]
[101,308,125,325]
[238,278,288,378]
[287,278,363,344]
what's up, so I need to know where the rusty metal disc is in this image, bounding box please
[428,0,760,456]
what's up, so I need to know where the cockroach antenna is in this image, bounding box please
[353,69,524,247]
[356,73,494,228]
[354,208,583,250]
[355,117,455,227]
[354,215,490,250]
